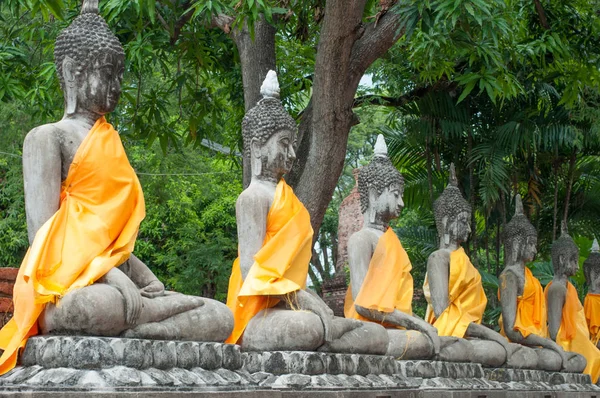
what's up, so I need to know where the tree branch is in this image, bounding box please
[349,5,405,78]
[533,0,550,30]
[353,82,457,108]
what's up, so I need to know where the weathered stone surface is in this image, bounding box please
[199,343,223,370]
[221,344,242,370]
[153,341,177,370]
[176,341,200,369]
[273,373,312,389]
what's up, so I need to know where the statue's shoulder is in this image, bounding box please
[23,122,63,146]
[427,248,451,264]
[348,229,376,250]
[546,279,567,299]
[236,184,272,213]
[499,267,520,293]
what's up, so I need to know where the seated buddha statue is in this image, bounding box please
[423,164,509,366]
[584,239,600,350]
[545,224,596,380]
[0,0,233,375]
[225,71,388,354]
[499,196,584,372]
[345,134,439,360]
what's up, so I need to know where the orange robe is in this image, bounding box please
[225,180,313,344]
[423,247,487,338]
[0,117,145,375]
[499,267,548,338]
[344,228,413,323]
[584,293,600,345]
[546,281,600,383]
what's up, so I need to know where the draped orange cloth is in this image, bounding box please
[499,267,548,338]
[545,281,600,383]
[584,293,600,345]
[423,247,487,338]
[225,180,313,344]
[0,117,145,375]
[344,228,413,323]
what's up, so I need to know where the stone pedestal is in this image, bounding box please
[2,335,599,396]
[0,268,17,328]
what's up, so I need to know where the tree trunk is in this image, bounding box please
[288,1,404,240]
[552,149,560,241]
[562,149,577,225]
[468,129,476,254]
[231,17,277,188]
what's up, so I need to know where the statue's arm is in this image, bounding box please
[426,250,450,318]
[236,189,269,280]
[547,281,566,341]
[347,232,373,301]
[22,126,61,245]
[120,254,165,298]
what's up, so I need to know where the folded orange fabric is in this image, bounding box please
[423,247,487,338]
[225,179,313,344]
[546,281,600,383]
[584,293,600,345]
[0,117,145,375]
[344,228,413,323]
[499,267,548,339]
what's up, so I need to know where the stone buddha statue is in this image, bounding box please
[546,224,597,380]
[345,135,440,359]
[584,239,600,349]
[499,196,583,372]
[423,164,509,366]
[225,71,388,354]
[0,0,233,375]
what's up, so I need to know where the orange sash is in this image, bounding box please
[546,281,600,383]
[499,267,548,338]
[584,293,600,345]
[423,247,487,338]
[0,117,145,375]
[225,180,313,344]
[344,228,413,323]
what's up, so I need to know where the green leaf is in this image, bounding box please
[457,80,477,103]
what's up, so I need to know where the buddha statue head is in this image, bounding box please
[503,195,537,265]
[551,221,580,278]
[242,70,297,183]
[54,0,125,117]
[584,239,600,293]
[357,134,404,227]
[433,164,471,247]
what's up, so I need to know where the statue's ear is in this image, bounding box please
[250,137,262,176]
[368,185,378,223]
[442,216,450,245]
[63,56,77,85]
[251,137,261,158]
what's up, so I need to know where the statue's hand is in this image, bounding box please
[425,325,441,356]
[290,290,335,342]
[557,347,571,372]
[102,268,143,326]
[140,280,165,298]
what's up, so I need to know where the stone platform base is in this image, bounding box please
[1,335,598,396]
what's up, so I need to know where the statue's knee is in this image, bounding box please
[506,343,538,369]
[242,309,324,351]
[565,353,587,373]
[470,339,506,367]
[533,348,562,371]
[42,284,125,335]
[437,336,473,363]
[386,329,434,359]
[192,298,234,341]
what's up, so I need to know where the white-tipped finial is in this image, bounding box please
[514,194,524,216]
[592,238,599,253]
[374,134,388,158]
[260,70,280,99]
[81,0,99,14]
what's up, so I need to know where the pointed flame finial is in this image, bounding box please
[260,70,280,99]
[81,0,99,14]
[560,220,569,237]
[448,163,458,187]
[514,194,524,216]
[374,134,388,158]
[592,238,599,253]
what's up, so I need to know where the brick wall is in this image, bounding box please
[0,268,18,328]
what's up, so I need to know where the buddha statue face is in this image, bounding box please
[64,52,124,115]
[54,4,125,117]
[503,195,538,265]
[433,164,472,247]
[253,128,296,180]
[357,135,405,227]
[445,211,471,244]
[551,225,579,277]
